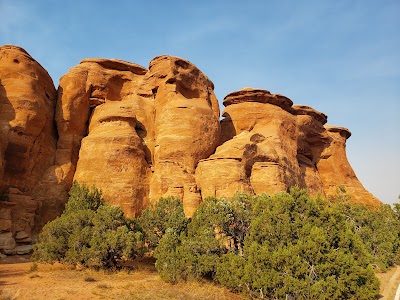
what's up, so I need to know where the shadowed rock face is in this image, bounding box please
[0,45,381,253]
[292,105,330,196]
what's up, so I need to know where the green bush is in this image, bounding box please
[222,189,380,299]
[137,196,187,251]
[32,181,143,269]
[153,188,382,299]
[337,201,400,270]
[153,194,254,283]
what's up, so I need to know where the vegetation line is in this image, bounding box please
[32,182,400,300]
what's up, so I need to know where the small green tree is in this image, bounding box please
[153,188,381,299]
[137,196,187,251]
[154,228,185,283]
[33,181,143,269]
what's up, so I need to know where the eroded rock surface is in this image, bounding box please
[317,126,380,205]
[39,54,220,218]
[0,45,381,255]
[197,88,380,206]
[0,45,57,254]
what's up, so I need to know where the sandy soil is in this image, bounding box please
[0,255,244,300]
[377,265,400,300]
[1,255,399,300]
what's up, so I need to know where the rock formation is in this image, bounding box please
[317,126,380,206]
[0,45,57,254]
[0,45,380,255]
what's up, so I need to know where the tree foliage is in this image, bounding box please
[137,196,188,252]
[32,181,400,299]
[32,181,143,269]
[152,188,395,299]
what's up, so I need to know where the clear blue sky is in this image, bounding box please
[1,0,399,204]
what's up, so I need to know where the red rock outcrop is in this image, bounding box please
[145,56,220,216]
[45,58,150,219]
[0,45,57,254]
[197,88,299,197]
[317,126,380,205]
[35,54,220,218]
[197,88,380,206]
[292,105,330,196]
[0,45,381,256]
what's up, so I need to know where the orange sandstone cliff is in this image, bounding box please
[0,45,380,255]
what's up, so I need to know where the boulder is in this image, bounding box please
[15,231,29,240]
[74,100,151,217]
[0,232,16,252]
[15,244,33,255]
[292,105,330,196]
[0,201,14,231]
[0,45,57,193]
[0,44,57,237]
[34,57,149,224]
[198,88,299,198]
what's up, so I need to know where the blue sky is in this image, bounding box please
[1,0,399,204]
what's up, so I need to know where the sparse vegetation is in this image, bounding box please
[29,262,38,272]
[153,187,400,299]
[96,283,111,289]
[32,181,143,269]
[0,290,17,300]
[31,182,400,299]
[84,276,96,282]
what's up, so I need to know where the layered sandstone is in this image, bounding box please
[199,89,380,206]
[317,126,380,205]
[146,56,220,216]
[0,45,57,254]
[0,45,381,256]
[35,54,220,219]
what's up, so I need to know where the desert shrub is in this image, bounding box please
[84,276,96,282]
[337,201,400,270]
[154,194,254,283]
[154,188,381,299]
[137,196,187,251]
[64,181,104,213]
[218,188,379,299]
[32,181,143,269]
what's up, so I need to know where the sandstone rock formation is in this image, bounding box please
[0,45,381,255]
[0,45,57,254]
[317,126,380,205]
[197,88,380,205]
[37,54,220,219]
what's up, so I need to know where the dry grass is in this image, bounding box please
[0,256,244,300]
[83,276,96,282]
[2,255,398,300]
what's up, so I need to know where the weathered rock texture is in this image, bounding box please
[317,126,380,205]
[200,88,379,205]
[0,45,380,254]
[0,45,57,254]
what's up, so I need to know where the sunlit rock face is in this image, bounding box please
[197,87,381,207]
[0,45,57,254]
[317,125,380,206]
[0,45,381,253]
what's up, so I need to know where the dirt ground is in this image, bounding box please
[0,255,244,300]
[1,255,399,300]
[376,264,400,300]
